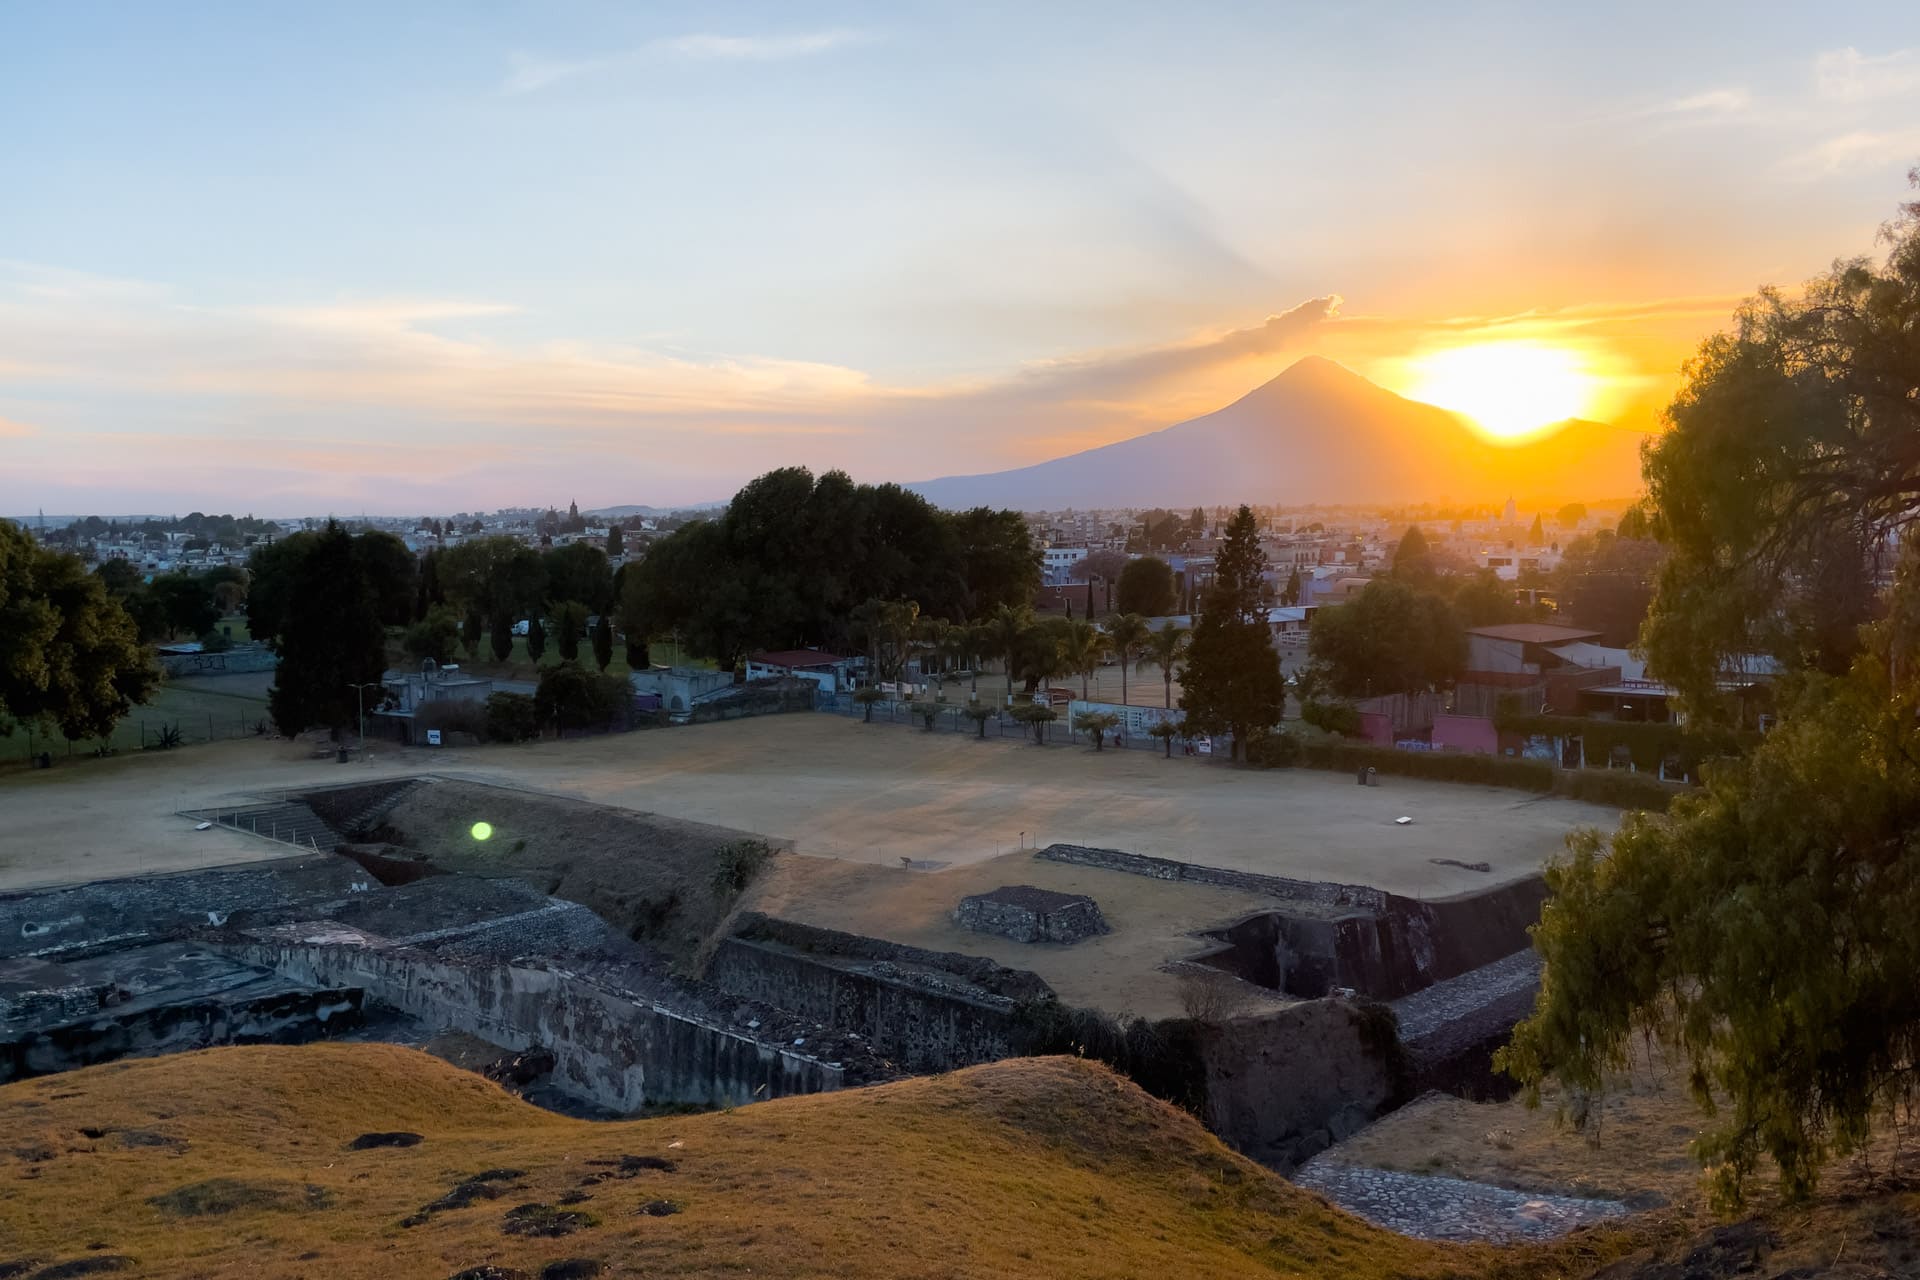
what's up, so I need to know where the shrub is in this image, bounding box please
[1243,730,1303,768]
[484,691,539,743]
[909,699,944,730]
[1491,711,1753,776]
[1296,739,1557,790]
[1551,766,1678,811]
[1300,699,1362,737]
[711,838,775,896]
[197,628,233,654]
[536,661,628,732]
[414,698,488,741]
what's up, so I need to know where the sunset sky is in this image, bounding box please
[3,2,1917,515]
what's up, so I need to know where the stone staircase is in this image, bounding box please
[330,778,425,838]
[201,801,341,852]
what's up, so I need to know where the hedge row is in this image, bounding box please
[1491,712,1753,775]
[1252,735,1678,812]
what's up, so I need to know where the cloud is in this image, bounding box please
[1814,47,1920,103]
[502,29,870,94]
[1635,87,1753,120]
[1781,128,1920,178]
[0,415,38,438]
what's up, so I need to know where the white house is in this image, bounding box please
[744,649,856,695]
[1040,545,1089,585]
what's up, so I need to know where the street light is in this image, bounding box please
[346,681,382,749]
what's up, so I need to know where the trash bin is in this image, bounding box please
[37,752,52,770]
[1357,764,1369,785]
[337,746,351,764]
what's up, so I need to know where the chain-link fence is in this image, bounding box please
[813,692,1237,759]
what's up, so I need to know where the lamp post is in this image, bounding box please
[346,681,382,748]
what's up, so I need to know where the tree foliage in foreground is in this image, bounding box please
[1500,608,1920,1209]
[1639,177,1920,719]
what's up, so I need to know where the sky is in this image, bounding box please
[2,1,1918,516]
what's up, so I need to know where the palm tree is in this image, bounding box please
[963,624,993,695]
[1060,618,1109,701]
[1144,623,1190,709]
[983,604,1030,704]
[1103,612,1152,706]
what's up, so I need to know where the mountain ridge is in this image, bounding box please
[909,356,1648,509]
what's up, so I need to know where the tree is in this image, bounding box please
[1144,623,1189,709]
[440,536,547,637]
[591,612,614,671]
[1391,526,1434,581]
[963,702,995,738]
[852,685,885,723]
[1011,700,1057,745]
[535,661,624,733]
[1103,612,1151,706]
[1552,530,1666,647]
[1447,569,1525,628]
[526,615,547,664]
[245,532,317,648]
[415,547,443,621]
[149,572,219,640]
[1501,622,1920,1210]
[1282,567,1302,607]
[351,530,417,627]
[552,601,588,662]
[0,521,157,742]
[1556,502,1587,529]
[605,525,624,559]
[1076,710,1120,750]
[1147,718,1180,758]
[1306,579,1464,699]
[950,507,1042,617]
[543,542,614,616]
[461,609,484,660]
[266,522,386,736]
[983,604,1030,704]
[490,613,513,663]
[1178,507,1282,760]
[1058,618,1108,700]
[1116,556,1176,617]
[402,606,461,665]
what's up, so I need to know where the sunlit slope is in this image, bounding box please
[0,1045,1536,1280]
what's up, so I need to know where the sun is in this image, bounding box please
[1400,341,1600,442]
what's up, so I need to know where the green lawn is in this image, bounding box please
[6,678,273,764]
[429,634,719,683]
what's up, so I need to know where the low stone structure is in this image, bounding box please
[955,885,1109,945]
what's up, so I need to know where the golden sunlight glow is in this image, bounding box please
[1400,341,1602,442]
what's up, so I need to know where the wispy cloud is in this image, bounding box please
[502,28,871,95]
[1781,128,1920,178]
[1633,87,1753,120]
[1814,46,1920,103]
[0,415,38,439]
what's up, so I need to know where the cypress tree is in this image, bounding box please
[1178,505,1282,761]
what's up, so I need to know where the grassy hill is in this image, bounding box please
[0,1045,1632,1280]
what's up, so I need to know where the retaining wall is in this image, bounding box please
[230,940,853,1113]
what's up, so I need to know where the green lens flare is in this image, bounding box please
[471,821,493,841]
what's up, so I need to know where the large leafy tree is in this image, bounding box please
[1305,579,1464,699]
[1179,506,1282,760]
[266,522,387,735]
[148,571,219,640]
[439,536,547,636]
[1116,556,1176,617]
[0,521,157,741]
[1639,179,1920,719]
[542,542,614,616]
[1504,182,1920,1209]
[1501,595,1920,1210]
[351,530,418,627]
[1552,527,1665,646]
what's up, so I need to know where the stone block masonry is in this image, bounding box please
[955,885,1109,944]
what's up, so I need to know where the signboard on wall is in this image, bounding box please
[426,729,442,746]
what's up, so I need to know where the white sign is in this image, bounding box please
[425,729,443,746]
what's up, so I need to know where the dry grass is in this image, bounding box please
[0,1043,1618,1280]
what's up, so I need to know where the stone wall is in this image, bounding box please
[1042,844,1548,1000]
[954,887,1108,944]
[157,645,280,678]
[231,938,866,1113]
[1196,999,1405,1171]
[707,915,1054,1072]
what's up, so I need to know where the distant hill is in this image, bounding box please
[587,502,723,519]
[909,356,1648,509]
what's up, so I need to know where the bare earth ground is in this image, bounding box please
[0,712,1618,896]
[743,850,1296,1019]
